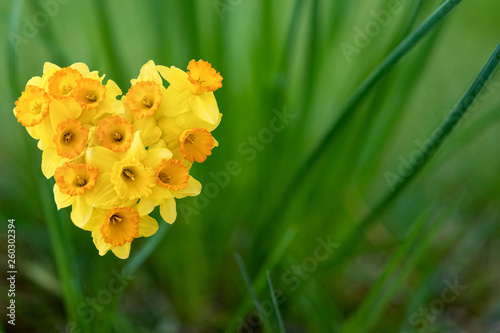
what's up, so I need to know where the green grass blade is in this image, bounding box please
[307,0,463,161]
[267,271,286,333]
[364,41,500,224]
[262,0,463,238]
[341,205,455,332]
[233,253,272,332]
[323,41,500,278]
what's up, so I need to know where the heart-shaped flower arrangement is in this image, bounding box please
[13,60,223,259]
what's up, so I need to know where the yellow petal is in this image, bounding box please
[156,65,188,90]
[82,208,107,231]
[173,176,202,199]
[86,71,102,80]
[36,115,56,146]
[137,60,163,85]
[70,62,90,76]
[26,126,40,140]
[132,117,157,147]
[91,172,125,209]
[163,86,191,117]
[41,147,63,179]
[111,242,131,259]
[26,76,42,87]
[92,229,112,256]
[141,147,173,169]
[70,196,93,228]
[190,93,219,124]
[159,197,177,224]
[176,109,222,132]
[149,139,167,149]
[105,79,122,98]
[138,214,159,237]
[144,125,162,147]
[137,198,157,216]
[125,131,147,161]
[53,184,75,209]
[40,63,60,89]
[43,62,60,74]
[144,184,174,206]
[50,98,82,129]
[172,148,193,170]
[86,146,119,172]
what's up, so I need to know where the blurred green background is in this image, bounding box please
[1,0,500,332]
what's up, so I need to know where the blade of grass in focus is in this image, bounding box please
[267,271,286,333]
[321,41,500,277]
[341,206,450,332]
[258,0,463,240]
[247,2,465,321]
[234,253,273,332]
[228,227,297,331]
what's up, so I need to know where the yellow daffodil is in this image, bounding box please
[53,162,99,227]
[179,127,216,163]
[157,59,222,124]
[125,81,163,119]
[53,118,89,159]
[82,205,158,259]
[86,131,172,207]
[138,154,201,223]
[97,115,134,152]
[14,85,51,127]
[157,109,221,163]
[122,60,164,147]
[48,67,83,100]
[73,78,107,110]
[36,98,85,178]
[186,59,223,93]
[14,60,224,259]
[77,79,124,126]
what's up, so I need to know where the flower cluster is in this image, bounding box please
[13,60,223,259]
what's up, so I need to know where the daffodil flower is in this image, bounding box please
[82,205,158,259]
[14,85,51,127]
[53,162,99,228]
[96,115,134,152]
[14,59,224,259]
[158,110,221,163]
[138,140,202,223]
[86,131,172,208]
[156,59,223,124]
[122,60,165,146]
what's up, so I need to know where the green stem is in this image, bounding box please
[234,253,273,332]
[330,41,500,269]
[258,0,463,248]
[368,42,500,222]
[267,271,286,333]
[288,0,463,200]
